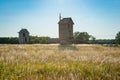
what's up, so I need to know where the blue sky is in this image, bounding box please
[0,0,120,39]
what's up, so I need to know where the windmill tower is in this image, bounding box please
[58,14,74,45]
[18,28,29,44]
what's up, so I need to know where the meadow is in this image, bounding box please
[0,44,120,80]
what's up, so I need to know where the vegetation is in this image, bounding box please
[89,35,96,44]
[0,44,120,80]
[29,36,49,44]
[0,31,119,44]
[95,39,115,44]
[0,36,49,44]
[74,32,97,44]
[74,32,90,44]
[0,37,18,44]
[115,31,120,44]
[73,32,116,44]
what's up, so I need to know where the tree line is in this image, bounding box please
[0,36,49,44]
[0,31,120,44]
[29,36,49,44]
[73,32,115,44]
[0,37,18,44]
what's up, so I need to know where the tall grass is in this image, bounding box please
[0,44,120,80]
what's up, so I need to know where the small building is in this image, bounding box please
[58,17,74,45]
[18,29,29,44]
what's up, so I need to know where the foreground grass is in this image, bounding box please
[0,44,120,80]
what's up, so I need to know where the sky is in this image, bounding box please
[0,0,120,39]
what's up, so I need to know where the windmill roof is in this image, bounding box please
[58,18,74,24]
[19,29,29,33]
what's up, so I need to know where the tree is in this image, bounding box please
[115,31,120,44]
[0,37,18,44]
[89,35,96,44]
[39,37,49,44]
[74,32,90,44]
[29,36,50,44]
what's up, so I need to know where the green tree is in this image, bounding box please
[115,31,120,44]
[29,36,49,44]
[89,35,96,44]
[74,32,90,44]
[0,37,18,44]
[39,37,49,44]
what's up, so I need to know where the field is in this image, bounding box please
[0,44,120,80]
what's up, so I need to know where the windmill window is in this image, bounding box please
[23,33,25,37]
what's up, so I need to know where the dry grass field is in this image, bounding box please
[0,44,120,80]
